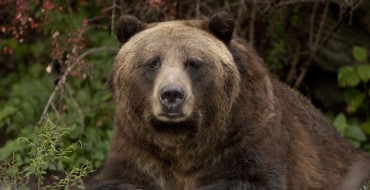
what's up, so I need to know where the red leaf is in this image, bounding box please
[42,0,55,11]
[149,0,156,8]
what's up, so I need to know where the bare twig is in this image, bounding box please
[276,0,320,7]
[65,84,84,125]
[313,1,329,51]
[293,53,315,89]
[196,0,200,19]
[88,16,109,23]
[294,1,329,89]
[38,47,117,125]
[235,0,246,36]
[51,103,61,120]
[248,0,256,45]
[293,0,362,89]
[111,0,116,36]
[309,2,318,47]
[285,44,301,84]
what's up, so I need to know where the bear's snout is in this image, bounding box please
[160,85,185,118]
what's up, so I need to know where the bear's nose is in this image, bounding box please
[160,85,184,112]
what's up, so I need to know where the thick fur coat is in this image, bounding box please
[93,12,370,190]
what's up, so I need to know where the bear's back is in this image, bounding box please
[230,37,370,189]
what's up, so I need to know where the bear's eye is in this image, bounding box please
[145,57,161,70]
[185,59,202,71]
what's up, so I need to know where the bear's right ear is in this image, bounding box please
[116,15,144,44]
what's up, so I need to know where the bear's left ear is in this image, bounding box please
[207,12,235,44]
[116,15,145,44]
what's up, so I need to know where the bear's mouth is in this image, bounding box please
[150,118,197,134]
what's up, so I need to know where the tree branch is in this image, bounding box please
[248,0,256,46]
[38,47,117,125]
[293,0,363,89]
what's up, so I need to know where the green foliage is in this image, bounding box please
[363,121,370,135]
[333,113,367,147]
[333,113,347,135]
[353,46,368,62]
[42,162,94,190]
[56,50,115,169]
[338,63,370,88]
[0,153,26,190]
[343,89,365,114]
[0,51,114,169]
[18,117,82,179]
[335,46,370,151]
[363,182,370,190]
[0,0,115,175]
[338,66,361,87]
[264,11,286,72]
[0,64,53,131]
[356,64,370,83]
[265,40,285,71]
[0,117,94,189]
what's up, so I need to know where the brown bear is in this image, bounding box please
[93,12,370,190]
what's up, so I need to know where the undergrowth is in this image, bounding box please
[0,116,94,190]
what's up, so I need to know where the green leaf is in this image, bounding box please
[333,113,348,135]
[353,46,367,62]
[0,106,17,122]
[343,89,365,113]
[49,165,56,170]
[25,171,33,177]
[338,66,360,87]
[355,64,370,82]
[345,125,367,142]
[53,175,60,180]
[0,140,16,161]
[362,121,370,135]
[29,64,43,78]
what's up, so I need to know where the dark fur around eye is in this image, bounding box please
[145,57,161,70]
[185,58,204,82]
[144,57,160,81]
[185,58,202,71]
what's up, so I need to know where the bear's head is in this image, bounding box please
[111,12,241,139]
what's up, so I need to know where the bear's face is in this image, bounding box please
[112,13,240,134]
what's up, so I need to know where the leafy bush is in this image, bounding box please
[0,0,116,172]
[334,46,370,151]
[0,117,94,189]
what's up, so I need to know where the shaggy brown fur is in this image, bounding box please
[93,12,370,190]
